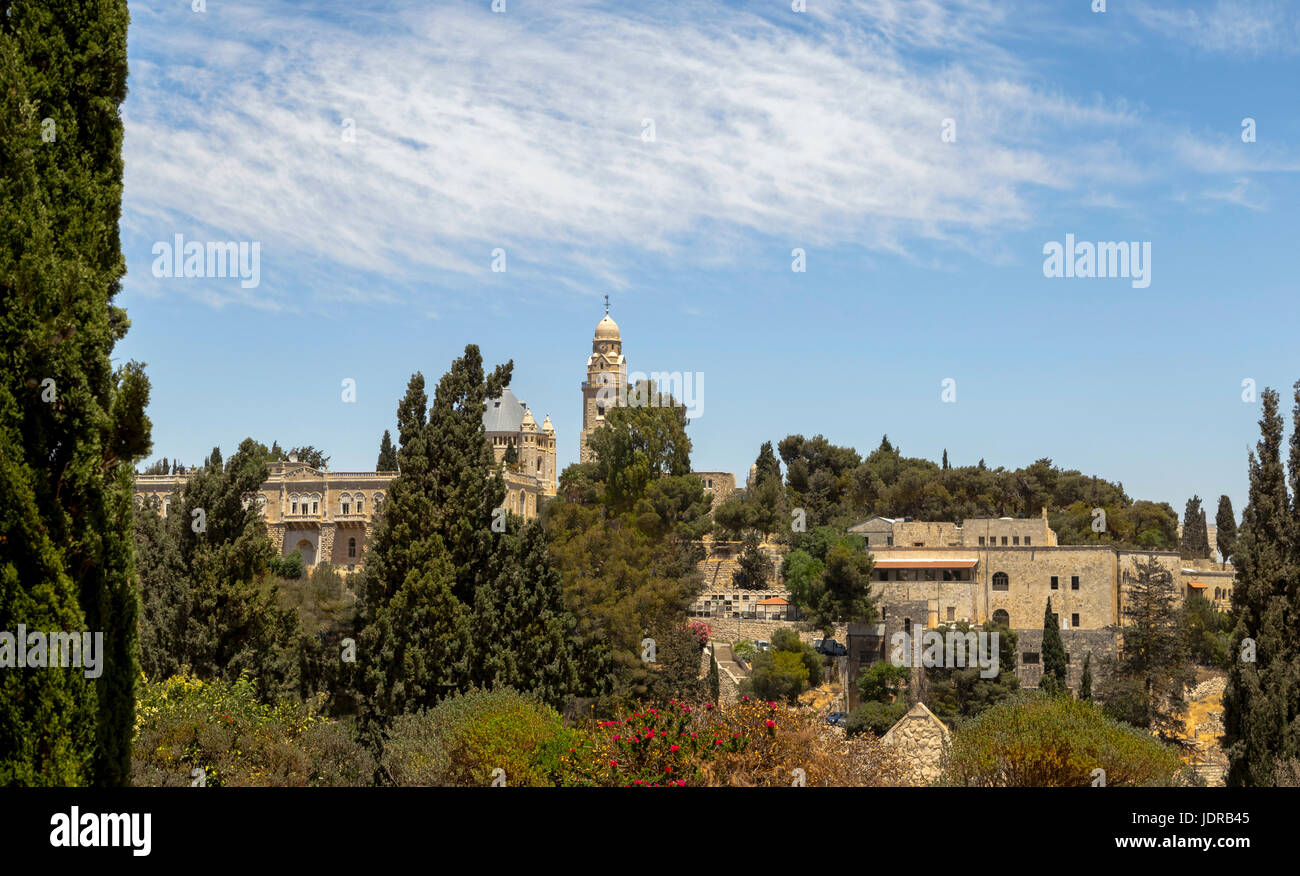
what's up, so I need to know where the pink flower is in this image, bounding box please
[714,738,723,746]
[767,701,777,709]
[765,719,776,729]
[609,760,617,766]
[613,735,621,741]
[665,765,672,773]
[670,744,681,752]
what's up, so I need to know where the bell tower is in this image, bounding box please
[580,297,626,463]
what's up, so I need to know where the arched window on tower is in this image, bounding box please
[993,609,1010,627]
[992,571,1009,591]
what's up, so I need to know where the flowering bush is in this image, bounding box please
[567,698,906,786]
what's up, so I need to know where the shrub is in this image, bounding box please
[380,687,575,787]
[732,640,756,663]
[942,692,1186,786]
[570,698,906,786]
[743,650,810,703]
[131,671,372,786]
[846,701,908,737]
[858,661,910,704]
[271,550,303,580]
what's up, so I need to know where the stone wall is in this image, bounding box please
[1013,627,1118,691]
[881,702,950,786]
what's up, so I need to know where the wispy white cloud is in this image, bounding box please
[1133,0,1300,56]
[121,0,1291,309]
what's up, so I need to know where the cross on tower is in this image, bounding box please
[604,294,609,314]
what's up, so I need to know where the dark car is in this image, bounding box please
[827,712,847,726]
[819,638,847,657]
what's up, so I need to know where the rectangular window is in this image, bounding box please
[1050,576,1058,590]
[1022,652,1040,665]
[1001,536,1008,546]
[864,536,870,545]
[342,503,350,515]
[1013,536,1020,545]
[946,606,955,621]
[1071,613,1080,628]
[1025,537,1031,545]
[291,502,298,514]
[978,536,985,546]
[887,536,893,546]
[312,502,318,514]
[1071,576,1080,590]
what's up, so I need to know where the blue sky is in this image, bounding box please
[116,0,1300,517]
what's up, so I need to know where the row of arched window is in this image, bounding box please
[287,491,384,516]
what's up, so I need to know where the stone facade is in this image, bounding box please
[134,381,558,572]
[881,702,950,786]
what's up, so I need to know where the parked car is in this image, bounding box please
[812,638,824,652]
[755,640,771,653]
[819,639,847,657]
[827,711,847,726]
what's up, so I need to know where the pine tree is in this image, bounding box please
[468,517,578,710]
[1079,652,1092,700]
[1040,598,1067,696]
[1,0,150,786]
[1223,386,1300,785]
[732,529,774,589]
[1216,494,1238,565]
[1102,556,1193,740]
[503,440,518,468]
[376,430,398,472]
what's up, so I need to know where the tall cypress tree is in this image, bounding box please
[376,429,398,471]
[0,0,150,786]
[357,346,576,736]
[1079,653,1092,701]
[1181,495,1211,559]
[1040,598,1067,696]
[1215,494,1238,565]
[1223,386,1300,785]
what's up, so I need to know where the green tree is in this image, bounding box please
[708,653,720,703]
[502,440,518,468]
[1,0,151,785]
[1180,495,1211,560]
[1223,386,1300,786]
[135,440,301,699]
[355,348,512,733]
[288,445,330,469]
[1215,494,1237,564]
[732,530,773,589]
[1040,598,1067,696]
[858,661,910,704]
[1100,557,1193,740]
[376,429,398,472]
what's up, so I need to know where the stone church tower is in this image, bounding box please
[580,300,626,463]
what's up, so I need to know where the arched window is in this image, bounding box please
[992,571,1009,591]
[290,493,299,515]
[348,537,357,558]
[356,495,364,514]
[311,493,320,515]
[992,609,1010,627]
[340,492,351,515]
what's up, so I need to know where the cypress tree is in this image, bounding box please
[1,0,150,786]
[1223,386,1300,785]
[709,652,721,703]
[358,347,575,735]
[1079,652,1092,701]
[942,449,950,470]
[376,429,398,472]
[1181,495,1211,559]
[1215,494,1238,565]
[1040,598,1067,696]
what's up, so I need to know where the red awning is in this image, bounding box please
[1188,581,1207,589]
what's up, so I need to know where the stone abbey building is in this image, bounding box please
[843,512,1236,708]
[134,388,558,573]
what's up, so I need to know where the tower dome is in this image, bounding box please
[594,312,620,341]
